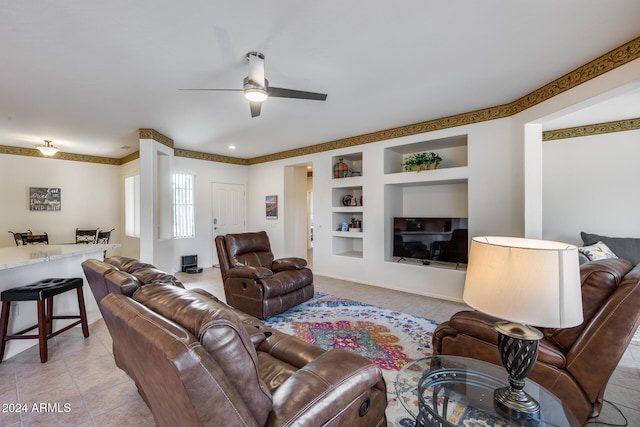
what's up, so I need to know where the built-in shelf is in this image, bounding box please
[332,185,363,208]
[332,235,363,258]
[382,134,469,267]
[383,166,469,186]
[332,206,362,213]
[331,152,365,259]
[332,231,364,238]
[384,134,468,175]
[384,259,467,271]
[332,152,363,179]
[332,212,363,233]
[334,250,363,258]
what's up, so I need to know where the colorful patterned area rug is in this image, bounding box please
[263,292,439,427]
[633,326,640,346]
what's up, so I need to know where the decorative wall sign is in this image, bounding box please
[265,195,278,219]
[29,187,61,211]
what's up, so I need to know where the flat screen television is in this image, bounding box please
[393,217,469,265]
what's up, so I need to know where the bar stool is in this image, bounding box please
[0,278,89,363]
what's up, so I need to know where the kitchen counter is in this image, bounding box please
[0,243,120,361]
[0,243,119,270]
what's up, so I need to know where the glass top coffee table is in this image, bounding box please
[396,356,580,427]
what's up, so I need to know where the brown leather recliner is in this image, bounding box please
[81,257,387,427]
[215,231,314,319]
[432,258,640,425]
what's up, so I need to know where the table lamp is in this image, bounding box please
[463,236,583,418]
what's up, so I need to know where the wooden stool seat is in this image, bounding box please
[0,278,89,363]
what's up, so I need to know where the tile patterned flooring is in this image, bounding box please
[1,267,638,426]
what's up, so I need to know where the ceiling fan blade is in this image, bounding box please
[178,88,243,92]
[250,101,262,117]
[268,87,327,101]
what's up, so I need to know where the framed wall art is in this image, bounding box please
[29,187,61,211]
[265,195,278,219]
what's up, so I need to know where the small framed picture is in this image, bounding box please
[29,187,61,211]
[265,195,278,219]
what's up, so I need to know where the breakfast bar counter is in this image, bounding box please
[0,243,120,361]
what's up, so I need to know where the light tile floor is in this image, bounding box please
[1,267,638,426]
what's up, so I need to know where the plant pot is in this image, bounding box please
[410,163,436,172]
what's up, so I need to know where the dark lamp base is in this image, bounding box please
[494,321,544,420]
[494,386,541,418]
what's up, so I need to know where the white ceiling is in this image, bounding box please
[1,1,639,160]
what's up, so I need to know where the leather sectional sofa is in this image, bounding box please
[433,258,640,425]
[82,256,387,427]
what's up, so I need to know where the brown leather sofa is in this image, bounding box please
[215,231,314,319]
[432,258,640,425]
[82,256,387,427]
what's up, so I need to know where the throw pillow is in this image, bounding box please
[581,232,640,265]
[579,241,618,261]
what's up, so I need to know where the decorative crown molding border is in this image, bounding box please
[0,144,122,165]
[247,104,515,165]
[247,35,640,164]
[138,128,174,148]
[119,151,140,165]
[173,149,249,165]
[543,117,640,141]
[2,36,639,166]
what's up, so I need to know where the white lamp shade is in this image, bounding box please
[463,236,583,328]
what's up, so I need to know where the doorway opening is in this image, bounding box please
[283,163,313,269]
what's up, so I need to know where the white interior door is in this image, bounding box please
[211,182,246,265]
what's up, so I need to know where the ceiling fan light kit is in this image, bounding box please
[243,76,269,102]
[181,51,327,117]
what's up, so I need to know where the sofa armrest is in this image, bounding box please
[267,349,385,426]
[432,310,500,356]
[258,333,326,368]
[433,311,567,368]
[227,265,273,279]
[447,310,502,344]
[271,257,307,272]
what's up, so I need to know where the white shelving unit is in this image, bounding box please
[332,152,363,179]
[383,134,468,175]
[331,153,364,258]
[383,134,469,265]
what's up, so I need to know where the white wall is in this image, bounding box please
[518,58,640,237]
[542,129,640,245]
[0,154,122,250]
[118,159,141,258]
[139,139,174,272]
[172,156,248,273]
[244,57,640,302]
[2,56,637,304]
[244,118,519,302]
[247,161,289,257]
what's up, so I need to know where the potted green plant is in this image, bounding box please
[402,152,442,172]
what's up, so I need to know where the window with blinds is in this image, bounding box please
[173,172,195,238]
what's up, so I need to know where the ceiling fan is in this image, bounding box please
[181,51,328,118]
